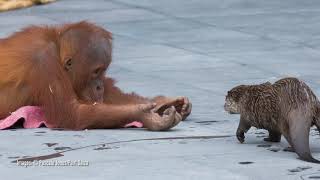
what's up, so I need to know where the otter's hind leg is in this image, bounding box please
[264,130,281,142]
[285,111,320,163]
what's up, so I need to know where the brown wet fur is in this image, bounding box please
[0,21,192,131]
[225,77,320,163]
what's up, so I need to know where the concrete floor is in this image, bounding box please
[1,0,320,179]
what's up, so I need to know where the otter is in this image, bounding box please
[224,77,320,163]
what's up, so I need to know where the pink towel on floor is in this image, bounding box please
[0,106,143,130]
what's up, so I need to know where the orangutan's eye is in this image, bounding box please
[94,68,100,75]
[92,66,106,78]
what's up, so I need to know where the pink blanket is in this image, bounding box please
[0,106,143,130]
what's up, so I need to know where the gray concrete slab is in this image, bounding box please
[1,0,320,179]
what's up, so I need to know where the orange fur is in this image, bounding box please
[0,21,190,130]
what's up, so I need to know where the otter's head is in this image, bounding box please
[224,85,248,114]
[224,82,272,114]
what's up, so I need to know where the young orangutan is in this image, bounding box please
[0,21,192,131]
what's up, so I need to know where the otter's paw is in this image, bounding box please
[236,130,245,143]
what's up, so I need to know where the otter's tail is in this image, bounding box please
[288,110,320,163]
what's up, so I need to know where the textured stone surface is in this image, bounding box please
[1,0,320,179]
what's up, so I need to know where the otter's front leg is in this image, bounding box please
[264,130,281,142]
[236,115,251,143]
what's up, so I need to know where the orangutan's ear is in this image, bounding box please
[64,57,72,71]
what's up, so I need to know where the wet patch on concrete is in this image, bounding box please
[44,143,58,147]
[256,135,268,138]
[54,147,72,151]
[178,141,188,144]
[50,128,64,131]
[94,146,118,150]
[239,161,254,165]
[22,156,31,158]
[94,144,119,151]
[267,147,281,152]
[288,166,312,173]
[35,131,46,134]
[195,121,218,125]
[309,176,320,179]
[257,144,271,148]
[93,145,120,151]
[8,156,20,159]
[94,146,112,150]
[300,173,320,179]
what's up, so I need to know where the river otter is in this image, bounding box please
[224,77,320,163]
